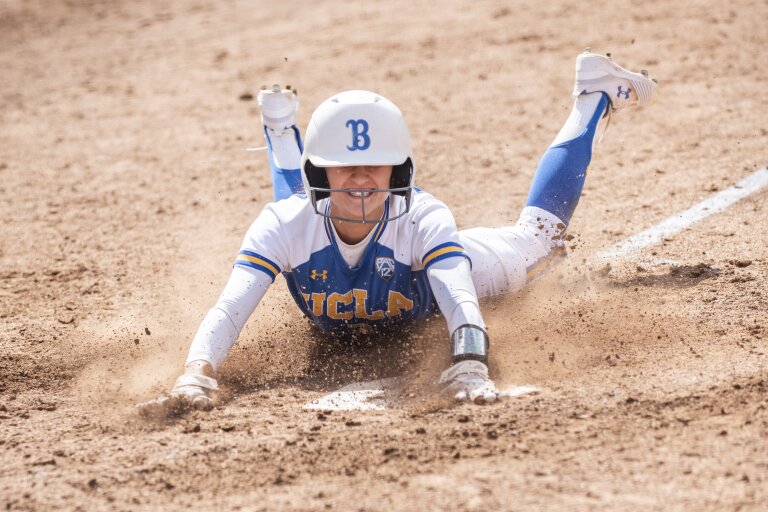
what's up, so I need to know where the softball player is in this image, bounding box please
[140,50,656,414]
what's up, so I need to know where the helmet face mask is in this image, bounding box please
[308,183,412,224]
[301,91,416,223]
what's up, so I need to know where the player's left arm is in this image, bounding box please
[412,197,498,404]
[427,258,498,404]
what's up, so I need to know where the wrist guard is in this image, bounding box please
[451,324,489,364]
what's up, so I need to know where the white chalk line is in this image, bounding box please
[304,166,768,412]
[595,167,768,261]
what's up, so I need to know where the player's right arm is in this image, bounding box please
[138,202,291,416]
[185,265,273,370]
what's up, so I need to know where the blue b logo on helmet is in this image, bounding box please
[346,119,371,151]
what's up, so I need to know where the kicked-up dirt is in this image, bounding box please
[1,0,767,510]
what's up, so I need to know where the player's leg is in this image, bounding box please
[462,50,658,298]
[257,85,304,201]
[526,49,657,222]
[459,209,566,298]
[524,91,609,224]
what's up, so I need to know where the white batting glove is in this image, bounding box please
[137,374,218,417]
[170,374,218,409]
[439,360,498,405]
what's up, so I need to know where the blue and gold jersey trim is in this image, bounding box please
[234,250,280,281]
[371,200,389,242]
[422,241,470,269]
[323,209,334,245]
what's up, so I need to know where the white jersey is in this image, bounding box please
[185,190,565,368]
[235,189,469,333]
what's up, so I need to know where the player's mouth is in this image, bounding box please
[347,189,374,199]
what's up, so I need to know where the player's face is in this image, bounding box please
[325,165,393,222]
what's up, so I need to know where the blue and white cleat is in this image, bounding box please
[573,49,658,111]
[257,84,299,136]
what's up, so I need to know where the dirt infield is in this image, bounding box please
[1,0,767,510]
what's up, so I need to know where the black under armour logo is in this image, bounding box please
[617,85,632,100]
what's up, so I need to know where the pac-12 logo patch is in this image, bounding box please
[346,119,371,151]
[375,256,395,281]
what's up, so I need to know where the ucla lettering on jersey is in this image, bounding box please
[235,190,469,333]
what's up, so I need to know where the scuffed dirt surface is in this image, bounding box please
[1,0,767,510]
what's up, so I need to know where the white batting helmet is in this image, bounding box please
[300,90,415,222]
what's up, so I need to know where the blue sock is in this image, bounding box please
[525,93,609,224]
[266,125,304,202]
